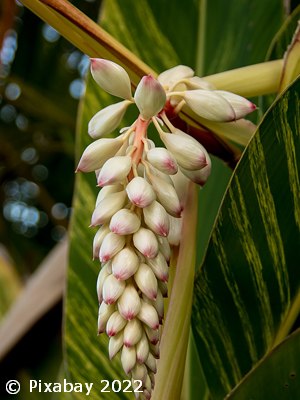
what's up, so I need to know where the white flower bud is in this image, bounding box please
[102,273,126,305]
[112,247,139,280]
[76,137,123,173]
[149,290,164,322]
[150,342,160,359]
[146,252,169,283]
[91,191,126,226]
[168,215,182,246]
[97,301,115,334]
[214,90,256,119]
[96,184,124,206]
[180,159,211,186]
[88,100,132,139]
[133,227,159,259]
[131,364,148,385]
[136,332,149,364]
[123,319,143,347]
[157,236,171,262]
[134,75,166,120]
[109,209,141,235]
[137,300,159,330]
[143,201,170,237]
[183,89,236,122]
[126,177,156,208]
[106,311,127,337]
[96,262,112,303]
[134,263,158,301]
[146,147,178,175]
[90,58,132,100]
[149,372,155,389]
[121,345,136,374]
[118,284,141,320]
[158,65,194,89]
[160,129,208,171]
[147,173,181,217]
[185,76,215,90]
[97,156,132,187]
[144,325,160,345]
[109,331,123,359]
[99,232,126,263]
[93,225,110,259]
[145,352,157,373]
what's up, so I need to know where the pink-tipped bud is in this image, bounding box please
[144,289,164,322]
[126,177,156,208]
[134,263,158,300]
[106,311,127,337]
[134,75,166,120]
[137,301,159,330]
[93,225,110,259]
[145,352,157,373]
[76,137,123,173]
[123,319,143,347]
[90,58,132,100]
[112,247,139,280]
[167,215,182,246]
[102,273,125,305]
[215,90,256,119]
[144,325,160,345]
[96,183,124,206]
[88,100,132,139]
[97,301,115,334]
[133,227,159,259]
[180,157,211,187]
[109,331,124,359]
[146,147,178,175]
[160,129,208,171]
[147,173,181,217]
[96,262,112,304]
[121,345,136,375]
[118,284,141,320]
[109,209,141,235]
[157,236,171,262]
[143,201,170,237]
[97,156,132,187]
[136,332,150,364]
[99,232,126,263]
[146,252,169,283]
[91,191,126,226]
[150,342,160,359]
[157,65,194,89]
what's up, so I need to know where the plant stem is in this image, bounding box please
[152,182,198,400]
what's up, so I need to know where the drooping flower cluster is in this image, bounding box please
[76,58,256,399]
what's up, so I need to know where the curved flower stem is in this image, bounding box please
[152,182,198,400]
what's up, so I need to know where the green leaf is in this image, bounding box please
[192,76,300,399]
[227,328,300,399]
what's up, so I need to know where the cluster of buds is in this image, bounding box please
[76,58,256,399]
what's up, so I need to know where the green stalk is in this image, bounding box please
[152,182,198,400]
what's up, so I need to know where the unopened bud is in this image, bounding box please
[126,176,156,208]
[150,342,160,359]
[160,129,208,171]
[97,301,115,334]
[131,364,148,386]
[158,281,168,297]
[146,147,178,175]
[93,225,110,259]
[102,273,126,305]
[99,232,126,263]
[143,200,170,237]
[146,252,169,282]
[91,191,126,226]
[136,332,150,364]
[145,352,157,373]
[168,215,182,246]
[185,76,215,90]
[90,58,132,100]
[106,311,127,337]
[96,183,124,206]
[109,331,124,359]
[180,159,211,186]
[134,263,158,300]
[133,227,159,259]
[109,209,141,235]
[118,284,141,320]
[137,301,159,330]
[144,325,160,345]
[112,247,139,280]
[158,65,194,89]
[157,236,171,262]
[121,345,136,374]
[134,75,166,120]
[123,319,143,347]
[97,156,132,187]
[88,100,132,139]
[76,137,123,173]
[96,262,112,303]
[183,89,236,122]
[214,90,256,119]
